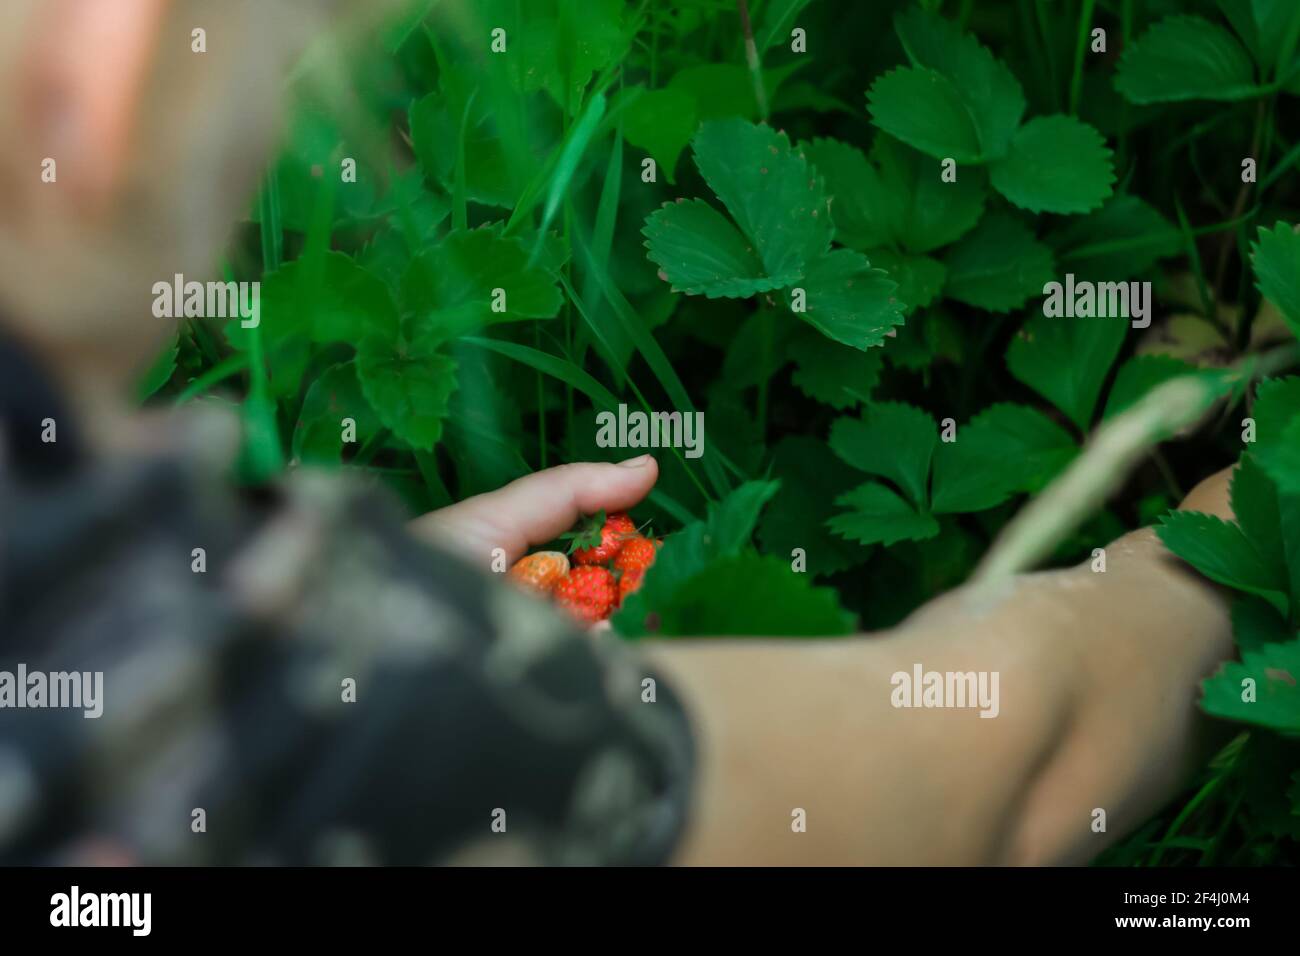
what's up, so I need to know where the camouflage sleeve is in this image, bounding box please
[0,419,695,866]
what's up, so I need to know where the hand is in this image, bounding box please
[411,456,659,567]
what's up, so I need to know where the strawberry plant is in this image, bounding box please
[141,0,1300,865]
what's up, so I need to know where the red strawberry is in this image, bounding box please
[613,535,658,574]
[618,568,645,604]
[571,511,637,565]
[553,566,617,624]
[508,551,569,596]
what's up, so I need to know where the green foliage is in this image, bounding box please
[142,0,1300,867]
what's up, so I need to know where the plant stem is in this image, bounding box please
[1068,0,1097,115]
[736,0,768,121]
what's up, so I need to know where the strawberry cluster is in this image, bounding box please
[507,511,659,625]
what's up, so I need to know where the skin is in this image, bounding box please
[2,1,1240,866]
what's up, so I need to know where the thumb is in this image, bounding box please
[412,456,659,566]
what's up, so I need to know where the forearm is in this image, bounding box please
[650,475,1235,865]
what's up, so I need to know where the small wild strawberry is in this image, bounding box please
[553,566,618,624]
[508,550,569,596]
[613,535,658,574]
[618,568,645,604]
[568,510,638,565]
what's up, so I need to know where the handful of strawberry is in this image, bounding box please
[507,511,660,625]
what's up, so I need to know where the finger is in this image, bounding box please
[414,456,659,565]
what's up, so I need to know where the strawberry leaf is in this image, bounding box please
[1200,637,1300,734]
[989,115,1115,215]
[643,199,789,298]
[785,249,905,350]
[1115,15,1261,104]
[828,481,940,546]
[651,553,855,636]
[1006,312,1127,431]
[943,212,1055,312]
[1251,222,1300,340]
[830,402,936,507]
[1157,510,1290,616]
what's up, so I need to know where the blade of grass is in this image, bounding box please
[562,257,733,497]
[1068,0,1097,115]
[173,353,250,406]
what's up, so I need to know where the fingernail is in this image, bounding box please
[618,454,652,468]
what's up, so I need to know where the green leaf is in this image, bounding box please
[786,249,905,350]
[1250,376,1300,494]
[1251,222,1300,339]
[409,91,523,208]
[1231,596,1293,652]
[830,402,936,506]
[891,6,1026,160]
[293,362,382,465]
[866,249,947,314]
[623,87,698,183]
[930,403,1078,514]
[828,481,940,546]
[788,326,882,409]
[989,115,1115,214]
[691,118,833,282]
[758,436,873,576]
[651,553,855,636]
[1200,637,1300,733]
[1048,196,1181,283]
[643,199,787,297]
[1231,455,1287,579]
[136,333,178,401]
[402,226,562,341]
[356,335,458,451]
[1115,16,1262,103]
[756,0,813,52]
[614,480,780,636]
[1158,510,1289,615]
[943,213,1055,312]
[1006,312,1127,431]
[1103,355,1197,419]
[804,135,986,254]
[866,67,983,163]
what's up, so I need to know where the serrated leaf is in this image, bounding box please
[293,362,382,464]
[930,403,1077,513]
[830,402,936,506]
[651,553,855,636]
[1103,354,1197,419]
[1251,221,1300,339]
[866,249,947,314]
[804,136,985,254]
[692,119,833,281]
[1250,376,1300,494]
[787,249,905,350]
[623,87,698,183]
[1231,596,1293,652]
[828,481,940,546]
[356,335,458,451]
[944,213,1055,312]
[867,67,983,163]
[1049,195,1181,282]
[1158,510,1289,615]
[989,115,1115,214]
[758,436,873,576]
[892,7,1026,160]
[788,326,882,408]
[643,199,789,297]
[402,226,562,341]
[1006,312,1127,431]
[1115,16,1261,103]
[1200,637,1300,733]
[1231,455,1287,592]
[614,479,780,636]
